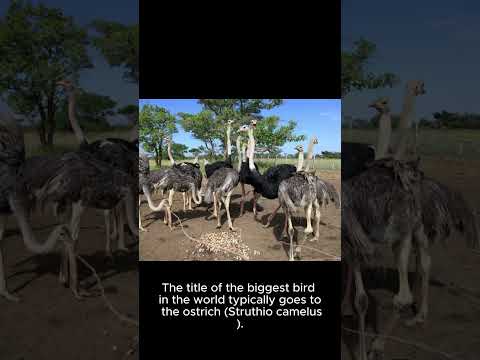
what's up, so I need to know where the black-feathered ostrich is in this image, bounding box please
[138,154,172,231]
[57,80,138,254]
[0,113,78,301]
[204,120,234,178]
[244,120,303,223]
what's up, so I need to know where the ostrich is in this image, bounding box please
[57,80,138,253]
[165,137,203,211]
[0,113,78,301]
[236,124,259,216]
[244,120,303,223]
[203,166,240,231]
[271,136,321,260]
[138,153,172,232]
[204,120,234,178]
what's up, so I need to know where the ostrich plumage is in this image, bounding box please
[203,167,240,230]
[278,171,320,261]
[138,154,171,231]
[204,159,233,178]
[0,113,78,301]
[315,177,340,209]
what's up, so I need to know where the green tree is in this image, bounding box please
[56,89,116,131]
[180,99,284,157]
[0,1,92,146]
[342,38,398,96]
[162,142,189,160]
[252,116,305,156]
[139,105,177,166]
[90,20,138,83]
[178,110,222,157]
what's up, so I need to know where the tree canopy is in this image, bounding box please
[0,1,92,145]
[90,20,139,83]
[342,38,398,96]
[139,105,177,165]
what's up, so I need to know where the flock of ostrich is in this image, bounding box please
[342,80,479,360]
[0,80,139,300]
[139,118,341,261]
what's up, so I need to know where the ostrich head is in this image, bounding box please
[227,119,234,126]
[250,118,257,128]
[406,80,426,96]
[294,144,304,153]
[238,124,249,133]
[368,97,390,113]
[311,136,318,145]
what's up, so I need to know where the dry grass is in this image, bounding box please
[24,129,133,157]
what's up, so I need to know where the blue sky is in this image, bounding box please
[342,0,480,120]
[139,99,341,154]
[0,0,138,113]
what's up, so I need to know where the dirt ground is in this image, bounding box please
[139,170,341,261]
[343,157,480,360]
[0,209,139,360]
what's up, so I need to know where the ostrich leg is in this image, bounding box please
[263,203,281,228]
[110,206,118,240]
[406,225,430,326]
[287,212,295,261]
[0,215,19,302]
[116,202,128,253]
[215,193,222,229]
[182,192,186,212]
[240,183,246,216]
[69,201,85,251]
[223,191,237,231]
[252,192,261,219]
[392,234,414,309]
[353,264,368,360]
[139,195,147,232]
[312,204,321,241]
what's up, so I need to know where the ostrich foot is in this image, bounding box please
[262,221,271,228]
[216,224,222,229]
[393,291,413,310]
[405,313,426,327]
[229,226,238,232]
[0,290,20,302]
[139,226,148,232]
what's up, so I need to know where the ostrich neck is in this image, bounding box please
[8,194,65,253]
[193,155,199,164]
[191,183,202,204]
[167,140,175,165]
[297,151,304,171]
[67,90,87,144]
[304,138,316,172]
[236,135,242,171]
[247,127,255,171]
[375,111,392,160]
[142,185,169,211]
[226,124,232,158]
[395,89,417,160]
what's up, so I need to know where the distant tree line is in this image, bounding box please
[342,111,480,130]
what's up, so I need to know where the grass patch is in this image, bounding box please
[24,129,132,157]
[343,129,480,160]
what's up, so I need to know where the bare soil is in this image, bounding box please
[0,209,139,360]
[139,170,341,261]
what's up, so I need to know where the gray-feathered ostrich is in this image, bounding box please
[138,153,172,231]
[165,137,203,211]
[204,120,234,178]
[0,113,78,301]
[274,138,321,261]
[57,80,138,253]
[244,120,302,223]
